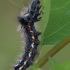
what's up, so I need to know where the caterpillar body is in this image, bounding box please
[14,0,42,70]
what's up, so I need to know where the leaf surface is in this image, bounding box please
[42,0,70,45]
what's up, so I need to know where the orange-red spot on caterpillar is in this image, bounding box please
[22,64,24,66]
[30,48,33,52]
[28,23,31,30]
[32,39,35,43]
[26,57,30,61]
[31,32,34,36]
[28,27,31,31]
[28,23,30,26]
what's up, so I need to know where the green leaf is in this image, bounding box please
[41,0,51,34]
[42,0,70,45]
[41,0,51,46]
[49,57,70,70]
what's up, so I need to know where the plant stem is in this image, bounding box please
[36,35,70,68]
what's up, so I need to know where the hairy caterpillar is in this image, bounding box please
[14,0,42,70]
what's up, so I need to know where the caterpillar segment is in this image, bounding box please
[14,0,42,70]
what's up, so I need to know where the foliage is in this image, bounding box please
[49,57,70,70]
[42,0,70,45]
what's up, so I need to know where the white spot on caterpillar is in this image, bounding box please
[24,61,27,65]
[30,31,33,32]
[32,36,35,39]
[31,43,34,48]
[19,66,23,70]
[29,52,32,57]
[28,26,30,27]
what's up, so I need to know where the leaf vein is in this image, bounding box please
[51,1,70,10]
[43,22,70,39]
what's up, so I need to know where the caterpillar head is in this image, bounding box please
[18,12,31,26]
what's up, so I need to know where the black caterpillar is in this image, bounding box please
[14,0,42,70]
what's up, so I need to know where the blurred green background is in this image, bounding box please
[0,0,23,70]
[0,0,70,70]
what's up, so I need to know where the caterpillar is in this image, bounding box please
[14,0,42,70]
